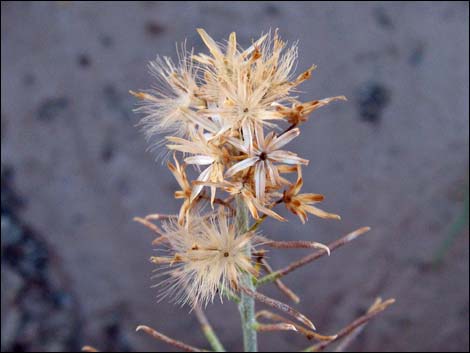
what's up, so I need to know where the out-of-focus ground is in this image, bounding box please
[1,1,468,352]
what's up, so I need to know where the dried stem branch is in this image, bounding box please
[240,286,316,330]
[253,322,298,333]
[248,214,268,233]
[144,213,178,221]
[259,258,300,303]
[136,325,206,352]
[260,239,331,255]
[194,306,226,352]
[301,298,395,352]
[333,297,382,352]
[256,227,370,286]
[255,310,337,341]
[81,346,99,352]
[133,217,164,236]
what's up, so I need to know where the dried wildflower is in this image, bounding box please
[124,28,393,353]
[131,47,202,140]
[226,126,308,201]
[276,96,347,126]
[166,127,230,203]
[284,166,340,223]
[167,155,192,225]
[194,29,296,132]
[215,180,285,221]
[152,211,256,307]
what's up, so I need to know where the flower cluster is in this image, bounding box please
[131,29,345,307]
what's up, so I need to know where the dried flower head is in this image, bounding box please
[131,47,202,141]
[123,28,394,353]
[283,166,340,223]
[130,28,348,308]
[152,211,256,307]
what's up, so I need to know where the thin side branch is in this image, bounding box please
[240,286,316,330]
[144,213,178,221]
[260,258,300,303]
[253,322,298,333]
[134,216,170,245]
[194,307,226,352]
[255,310,337,342]
[133,217,164,236]
[256,227,370,286]
[260,239,331,255]
[136,325,206,352]
[302,298,395,352]
[248,214,268,233]
[334,298,382,352]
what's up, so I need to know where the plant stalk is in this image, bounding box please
[236,196,258,352]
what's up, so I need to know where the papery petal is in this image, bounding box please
[240,33,268,59]
[227,32,237,58]
[241,122,253,152]
[254,161,266,201]
[301,96,347,115]
[268,128,300,151]
[253,199,286,222]
[185,155,215,165]
[227,137,249,154]
[254,123,265,148]
[297,193,324,203]
[303,205,341,220]
[225,157,258,177]
[190,165,213,202]
[197,28,224,61]
[269,150,309,165]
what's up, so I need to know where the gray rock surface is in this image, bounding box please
[1,2,469,351]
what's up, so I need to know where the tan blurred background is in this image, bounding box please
[1,1,469,352]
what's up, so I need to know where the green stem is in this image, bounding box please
[236,197,258,352]
[202,325,225,352]
[194,306,225,352]
[254,271,281,287]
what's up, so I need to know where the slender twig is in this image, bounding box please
[240,286,316,330]
[236,197,258,352]
[253,322,298,333]
[255,310,337,341]
[259,239,331,255]
[301,298,395,352]
[136,325,206,352]
[134,216,170,245]
[248,214,268,233]
[144,213,178,221]
[256,227,370,286]
[133,217,164,236]
[281,122,299,135]
[194,307,226,352]
[81,346,99,352]
[333,298,382,352]
[259,258,300,303]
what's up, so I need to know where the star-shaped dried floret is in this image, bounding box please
[226,125,308,201]
[283,167,340,223]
